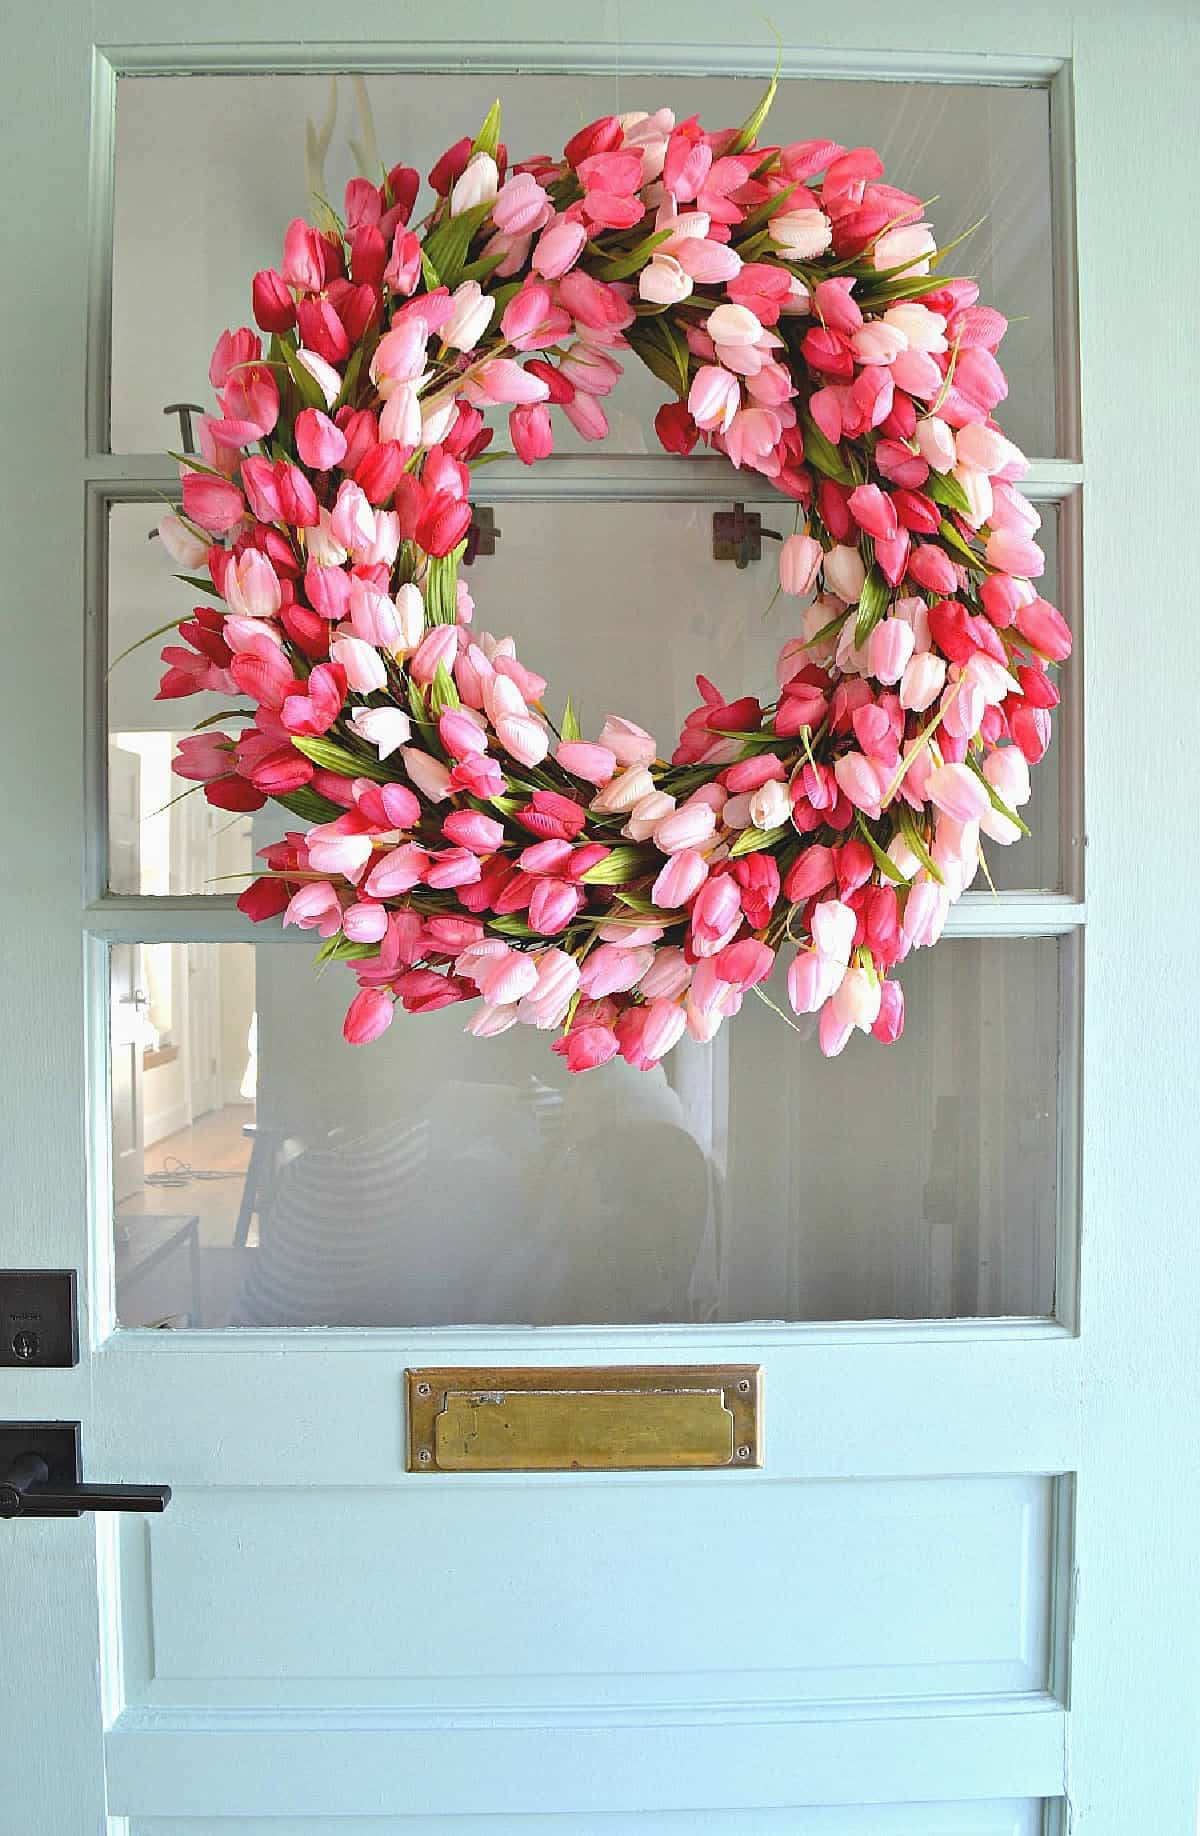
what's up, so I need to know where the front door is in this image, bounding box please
[3,6,1197,1832]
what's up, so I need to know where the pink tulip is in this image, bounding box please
[578,943,655,998]
[409,623,460,686]
[223,550,281,620]
[834,752,886,819]
[558,1023,619,1073]
[284,878,349,939]
[343,988,395,1045]
[899,652,947,713]
[562,394,610,441]
[1014,596,1072,662]
[689,874,743,954]
[555,740,616,786]
[469,359,550,406]
[305,821,373,881]
[441,809,505,854]
[848,483,898,542]
[493,171,553,236]
[181,472,243,536]
[652,849,709,908]
[281,219,328,293]
[443,280,496,352]
[528,878,584,933]
[518,950,581,1029]
[532,216,588,278]
[495,712,550,767]
[637,948,693,1001]
[510,403,554,465]
[714,937,775,991]
[872,979,906,1043]
[638,998,689,1064]
[925,762,991,823]
[425,847,484,890]
[983,746,1031,807]
[465,1003,520,1038]
[370,319,429,395]
[342,902,389,944]
[295,407,348,470]
[823,544,867,603]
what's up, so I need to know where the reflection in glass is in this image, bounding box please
[111,938,1063,1328]
[112,72,1057,456]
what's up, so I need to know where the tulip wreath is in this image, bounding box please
[155,78,1069,1071]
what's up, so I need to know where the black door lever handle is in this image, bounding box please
[0,1448,171,1519]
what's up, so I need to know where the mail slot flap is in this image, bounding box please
[406,1366,762,1472]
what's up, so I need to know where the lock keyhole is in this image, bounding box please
[11,1330,40,1362]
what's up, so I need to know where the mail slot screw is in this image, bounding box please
[736,1444,752,1461]
[417,1449,432,1465]
[416,1382,431,1398]
[736,1378,751,1394]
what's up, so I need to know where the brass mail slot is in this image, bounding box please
[406,1366,762,1473]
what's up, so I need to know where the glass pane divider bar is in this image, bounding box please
[83,454,1084,504]
[84,893,1085,945]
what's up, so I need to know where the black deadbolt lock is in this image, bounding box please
[0,1272,78,1368]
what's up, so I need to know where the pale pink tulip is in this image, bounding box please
[532,216,587,278]
[902,879,951,949]
[688,364,740,433]
[779,533,822,597]
[478,947,539,1006]
[400,747,453,803]
[985,528,1044,577]
[555,740,617,785]
[493,172,553,236]
[652,849,709,907]
[811,898,857,964]
[442,280,496,352]
[330,635,387,693]
[495,712,550,767]
[637,948,693,1000]
[469,359,550,406]
[342,902,389,944]
[926,762,991,823]
[834,752,885,818]
[626,790,676,842]
[465,1003,520,1038]
[818,1000,854,1058]
[867,618,916,685]
[983,746,1031,807]
[748,779,790,831]
[450,152,499,216]
[347,707,411,759]
[831,965,883,1032]
[597,716,658,768]
[158,512,210,569]
[769,208,832,258]
[787,949,843,1015]
[639,254,693,305]
[283,881,343,936]
[394,583,425,652]
[639,998,688,1063]
[823,544,867,602]
[899,651,947,713]
[653,800,717,855]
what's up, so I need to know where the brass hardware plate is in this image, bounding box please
[406,1366,762,1473]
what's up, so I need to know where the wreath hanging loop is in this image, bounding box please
[156,80,1069,1071]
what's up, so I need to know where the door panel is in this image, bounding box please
[4,5,1198,1834]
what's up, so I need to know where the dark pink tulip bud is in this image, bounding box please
[281,219,328,293]
[355,441,408,505]
[871,978,905,1044]
[654,400,699,456]
[252,268,295,332]
[344,988,395,1045]
[1015,596,1072,662]
[907,544,957,595]
[783,846,835,904]
[428,136,473,195]
[564,116,624,167]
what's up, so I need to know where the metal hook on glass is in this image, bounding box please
[712,502,783,571]
[163,402,206,455]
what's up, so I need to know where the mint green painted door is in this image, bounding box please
[1,4,1197,1831]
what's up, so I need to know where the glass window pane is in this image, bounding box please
[106,498,1070,896]
[110,935,1066,1328]
[111,72,1057,456]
